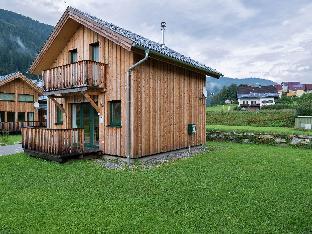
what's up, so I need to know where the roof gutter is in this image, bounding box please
[133,45,223,78]
[126,49,150,165]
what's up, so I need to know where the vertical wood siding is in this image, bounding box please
[132,55,206,158]
[46,24,206,158]
[47,25,132,157]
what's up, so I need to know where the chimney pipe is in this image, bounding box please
[161,21,166,47]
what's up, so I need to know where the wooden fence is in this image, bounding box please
[22,128,84,156]
[0,121,46,133]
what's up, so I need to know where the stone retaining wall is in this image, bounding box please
[207,130,312,149]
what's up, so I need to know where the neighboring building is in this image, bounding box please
[281,82,308,97]
[237,85,279,109]
[274,84,283,97]
[0,72,45,132]
[22,7,222,161]
[304,84,312,93]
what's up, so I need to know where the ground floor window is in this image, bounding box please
[27,112,34,122]
[18,112,25,122]
[109,100,121,127]
[0,111,5,122]
[7,112,15,122]
[56,105,63,125]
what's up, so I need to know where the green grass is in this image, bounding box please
[206,104,236,112]
[0,134,22,145]
[207,124,312,135]
[1,142,312,232]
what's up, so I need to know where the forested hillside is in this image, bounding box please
[0,9,53,77]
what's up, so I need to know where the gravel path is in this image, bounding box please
[96,146,208,170]
[0,144,23,156]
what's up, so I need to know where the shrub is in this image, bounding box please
[206,109,295,127]
[296,93,312,116]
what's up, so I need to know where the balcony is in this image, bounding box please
[22,127,85,162]
[42,60,106,95]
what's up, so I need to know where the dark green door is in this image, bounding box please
[72,103,99,148]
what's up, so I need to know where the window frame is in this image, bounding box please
[90,42,100,62]
[27,112,34,122]
[0,93,15,102]
[18,112,26,122]
[69,49,78,64]
[18,94,34,103]
[55,105,63,125]
[108,100,121,127]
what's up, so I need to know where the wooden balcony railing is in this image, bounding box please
[22,128,84,157]
[42,60,106,92]
[0,121,47,133]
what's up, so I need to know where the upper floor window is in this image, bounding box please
[70,49,78,64]
[0,93,15,102]
[18,94,34,103]
[90,42,99,62]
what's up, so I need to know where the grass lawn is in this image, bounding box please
[0,134,22,145]
[0,142,312,232]
[206,104,237,112]
[207,124,312,136]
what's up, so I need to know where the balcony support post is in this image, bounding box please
[83,92,102,116]
[50,96,67,117]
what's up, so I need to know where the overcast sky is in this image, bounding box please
[1,0,312,83]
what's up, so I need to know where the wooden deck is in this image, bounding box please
[42,60,106,93]
[0,121,46,133]
[22,127,88,162]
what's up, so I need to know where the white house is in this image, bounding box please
[237,85,279,109]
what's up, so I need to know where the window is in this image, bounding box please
[109,101,121,127]
[56,105,63,125]
[90,42,99,62]
[0,111,5,122]
[18,94,34,103]
[251,101,257,105]
[0,93,15,101]
[27,112,34,122]
[70,49,78,63]
[18,112,25,122]
[7,112,15,122]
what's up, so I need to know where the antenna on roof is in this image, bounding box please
[161,21,166,47]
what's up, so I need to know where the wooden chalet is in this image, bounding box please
[22,7,222,161]
[0,72,46,133]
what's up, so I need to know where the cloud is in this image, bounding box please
[1,0,312,83]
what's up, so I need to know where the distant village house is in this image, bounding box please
[237,85,279,109]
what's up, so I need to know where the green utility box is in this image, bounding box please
[188,124,196,135]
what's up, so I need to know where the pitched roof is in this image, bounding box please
[30,6,222,78]
[0,72,43,94]
[237,85,279,99]
[304,84,312,91]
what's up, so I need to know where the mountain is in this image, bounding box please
[0,9,53,77]
[206,77,276,96]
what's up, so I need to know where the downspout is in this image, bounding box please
[126,49,149,165]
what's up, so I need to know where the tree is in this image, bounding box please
[211,84,238,105]
[296,93,312,116]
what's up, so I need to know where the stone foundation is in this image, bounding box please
[207,130,312,149]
